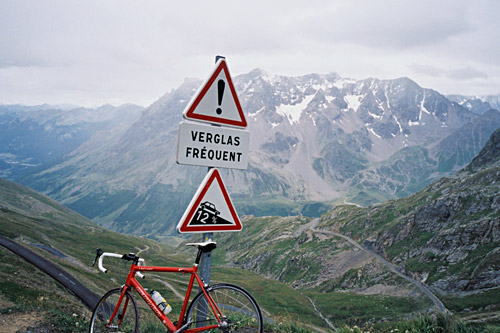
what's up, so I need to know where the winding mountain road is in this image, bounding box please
[310,222,446,313]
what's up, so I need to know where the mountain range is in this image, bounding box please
[1,69,500,237]
[215,126,500,319]
[2,126,499,329]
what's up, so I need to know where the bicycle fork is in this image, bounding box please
[106,286,131,329]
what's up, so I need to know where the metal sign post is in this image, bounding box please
[197,55,225,326]
[176,55,247,327]
[196,229,213,328]
[200,55,225,290]
[199,230,213,283]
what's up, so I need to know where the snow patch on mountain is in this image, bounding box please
[326,95,335,103]
[393,116,403,133]
[276,94,315,124]
[367,127,381,139]
[313,82,334,92]
[333,78,356,89]
[368,111,382,120]
[309,114,317,126]
[344,94,363,112]
[248,107,264,118]
[420,100,430,115]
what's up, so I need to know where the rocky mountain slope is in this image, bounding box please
[353,128,500,294]
[4,70,500,237]
[215,127,500,315]
[447,94,500,114]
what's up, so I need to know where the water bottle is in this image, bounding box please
[150,290,172,315]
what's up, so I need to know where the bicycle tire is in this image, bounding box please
[89,287,139,333]
[186,283,263,332]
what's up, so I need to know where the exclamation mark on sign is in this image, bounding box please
[216,79,225,115]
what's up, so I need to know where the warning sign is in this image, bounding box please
[183,58,247,128]
[177,121,249,169]
[177,168,242,233]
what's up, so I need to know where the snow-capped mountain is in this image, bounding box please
[446,95,497,115]
[236,70,482,200]
[7,70,500,236]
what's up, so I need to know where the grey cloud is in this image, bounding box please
[0,0,498,106]
[448,67,488,80]
[409,63,488,80]
[299,0,473,50]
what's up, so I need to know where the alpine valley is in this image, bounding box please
[2,69,500,239]
[2,68,500,330]
[213,126,500,327]
[1,120,500,330]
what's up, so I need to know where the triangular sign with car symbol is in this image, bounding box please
[177,168,242,233]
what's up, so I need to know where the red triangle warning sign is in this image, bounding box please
[177,168,242,233]
[183,58,247,128]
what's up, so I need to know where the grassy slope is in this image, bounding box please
[0,178,439,331]
[213,163,500,326]
[0,179,327,331]
[213,215,434,327]
[3,176,498,330]
[316,167,500,318]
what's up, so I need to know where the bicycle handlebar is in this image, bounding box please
[97,251,146,279]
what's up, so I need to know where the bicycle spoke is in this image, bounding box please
[90,288,139,333]
[186,283,263,332]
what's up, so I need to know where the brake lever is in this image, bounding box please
[92,248,104,267]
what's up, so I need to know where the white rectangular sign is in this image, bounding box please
[177,121,249,169]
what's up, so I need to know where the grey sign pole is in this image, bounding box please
[199,229,213,285]
[196,229,213,328]
[196,55,225,327]
[199,54,225,286]
[199,55,225,286]
[196,172,213,328]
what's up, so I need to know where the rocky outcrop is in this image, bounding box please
[321,128,500,294]
[466,126,500,172]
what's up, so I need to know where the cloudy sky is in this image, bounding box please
[1,0,499,107]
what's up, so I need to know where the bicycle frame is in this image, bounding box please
[110,260,222,332]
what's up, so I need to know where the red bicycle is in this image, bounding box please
[89,241,263,332]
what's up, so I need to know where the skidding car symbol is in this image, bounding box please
[193,201,220,224]
[200,202,220,217]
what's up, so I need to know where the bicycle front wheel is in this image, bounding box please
[186,283,263,332]
[89,287,139,333]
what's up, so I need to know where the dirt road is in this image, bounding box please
[310,220,446,313]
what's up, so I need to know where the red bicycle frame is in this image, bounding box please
[105,252,224,332]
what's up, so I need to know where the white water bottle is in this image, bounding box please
[150,290,172,315]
